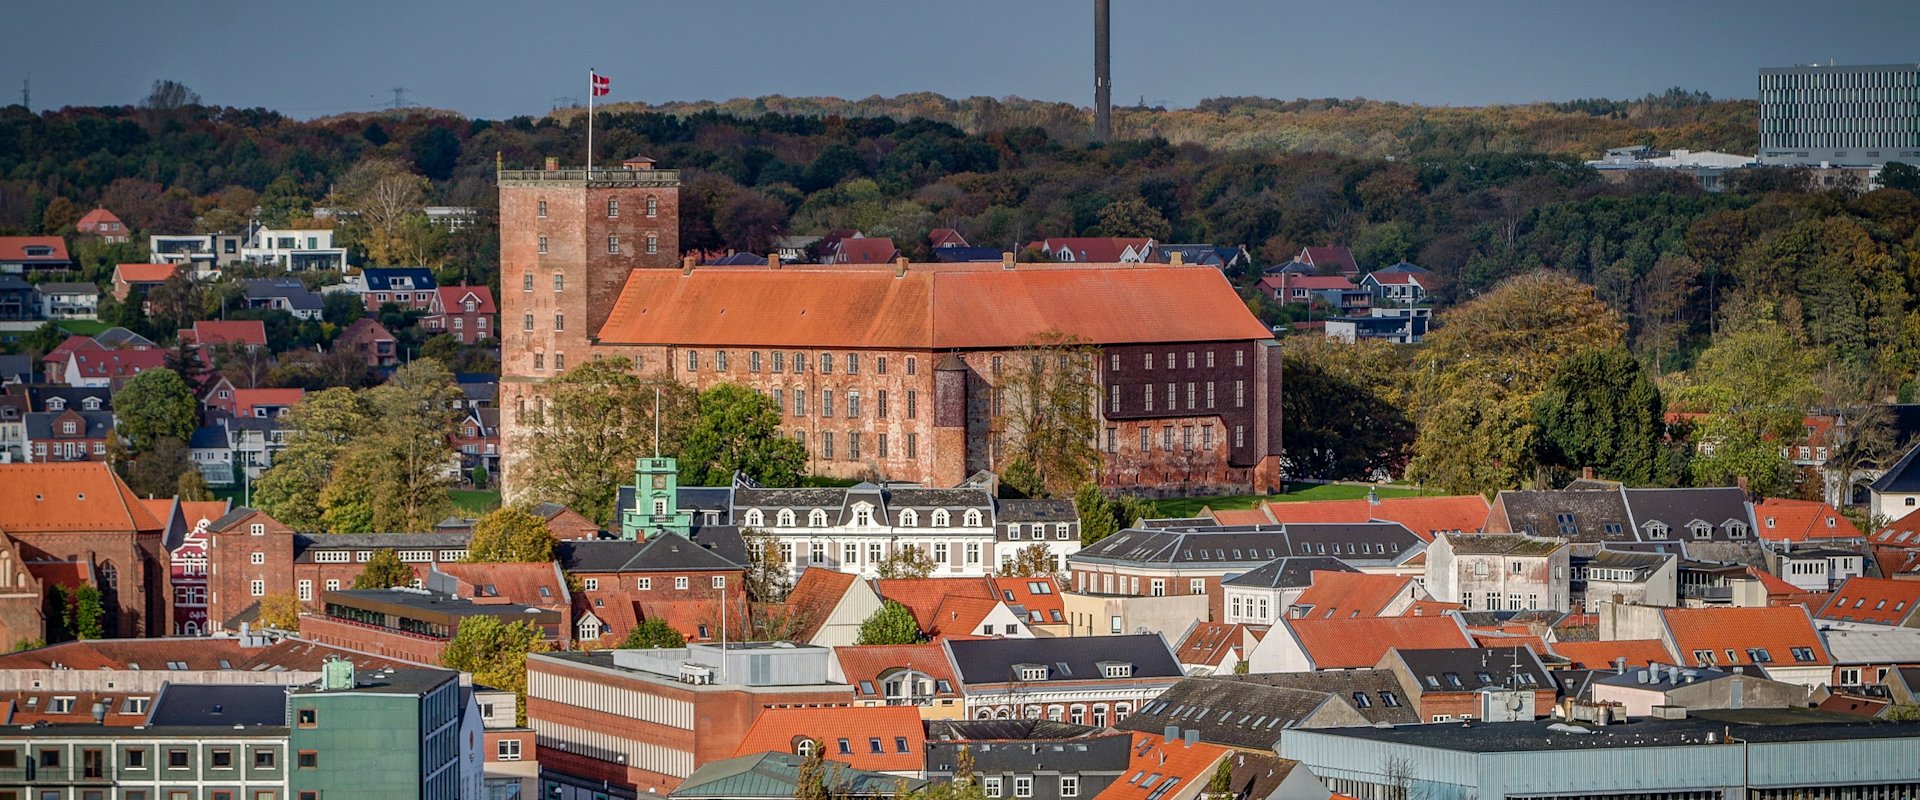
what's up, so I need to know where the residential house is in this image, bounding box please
[150,233,245,270]
[784,568,884,647]
[706,252,769,266]
[828,236,902,265]
[1378,646,1555,722]
[1323,310,1432,345]
[336,317,399,368]
[1754,497,1864,545]
[178,319,268,351]
[241,277,325,320]
[285,532,477,618]
[559,533,748,646]
[1060,589,1209,639]
[352,266,440,311]
[241,226,347,271]
[997,498,1082,575]
[37,282,99,320]
[928,229,969,249]
[1547,639,1676,670]
[1025,238,1155,263]
[110,262,180,303]
[1821,626,1920,690]
[1090,732,1230,800]
[429,561,574,641]
[0,235,72,273]
[423,285,498,344]
[424,206,479,230]
[1597,604,1834,687]
[989,575,1068,635]
[453,406,501,477]
[205,387,304,420]
[1150,243,1253,272]
[74,208,130,242]
[1255,273,1369,312]
[1295,246,1360,277]
[1486,485,1759,554]
[1219,557,1357,626]
[56,345,166,388]
[1288,571,1428,620]
[833,642,966,718]
[1867,442,1920,522]
[930,246,1007,263]
[0,393,25,462]
[1816,576,1920,627]
[224,415,287,481]
[1206,493,1490,541]
[873,577,1031,639]
[1171,621,1264,675]
[924,723,1132,800]
[1424,534,1572,613]
[1245,614,1473,673]
[25,409,111,462]
[1578,549,1678,609]
[0,275,33,322]
[1121,675,1389,750]
[731,706,926,778]
[1358,270,1431,306]
[727,483,1072,581]
[1771,546,1865,592]
[1590,662,1810,716]
[772,235,822,263]
[943,634,1183,725]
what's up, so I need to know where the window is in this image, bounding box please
[1014,776,1033,798]
[250,579,265,597]
[125,748,146,769]
[607,198,620,217]
[984,778,1003,797]
[607,235,620,254]
[1061,776,1080,797]
[537,199,548,217]
[674,576,689,590]
[712,575,726,589]
[555,312,565,331]
[966,542,982,565]
[646,195,659,217]
[538,235,548,254]
[251,551,265,565]
[646,233,658,254]
[298,708,317,727]
[254,749,275,768]
[212,749,234,769]
[168,749,190,768]
[906,389,917,418]
[297,750,317,769]
[498,739,522,760]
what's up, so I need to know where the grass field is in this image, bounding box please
[450,489,501,515]
[1152,483,1434,518]
[57,320,112,336]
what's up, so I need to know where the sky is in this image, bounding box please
[6,0,1919,120]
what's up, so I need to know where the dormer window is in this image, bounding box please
[61,421,76,435]
[963,509,983,527]
[82,398,101,411]
[852,504,876,527]
[1099,661,1133,678]
[1645,523,1669,540]
[932,509,951,527]
[47,398,65,411]
[745,509,764,527]
[1727,523,1748,539]
[1690,522,1712,540]
[777,509,796,527]
[808,509,828,528]
[1017,664,1049,681]
[900,509,919,527]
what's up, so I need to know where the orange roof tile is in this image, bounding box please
[573,591,642,645]
[75,208,123,231]
[1093,733,1230,800]
[1755,498,1863,543]
[114,263,179,283]
[733,706,925,773]
[0,463,166,533]
[874,577,995,630]
[434,285,497,314]
[1292,572,1420,619]
[0,236,69,262]
[1286,615,1472,669]
[1470,633,1550,655]
[1549,639,1674,670]
[1400,600,1465,617]
[925,595,1003,639]
[1661,606,1831,667]
[989,575,1064,625]
[834,643,961,700]
[435,562,567,608]
[1871,509,1920,546]
[0,637,415,672]
[179,500,231,528]
[184,320,268,348]
[1817,576,1920,626]
[232,388,305,415]
[1174,622,1257,667]
[1743,566,1820,605]
[787,569,858,642]
[1254,495,1490,541]
[639,596,742,642]
[597,264,1272,350]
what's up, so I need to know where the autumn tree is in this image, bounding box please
[358,359,463,531]
[330,159,434,265]
[1679,317,1819,496]
[176,469,214,502]
[1001,544,1058,577]
[259,592,301,631]
[465,507,556,563]
[794,738,830,800]
[1406,271,1625,494]
[856,600,922,645]
[518,359,696,525]
[442,616,551,725]
[678,383,808,488]
[996,335,1102,496]
[621,618,687,650]
[255,388,368,530]
[874,545,937,580]
[112,368,198,452]
[1279,338,1415,480]
[742,528,794,603]
[1530,347,1667,485]
[1093,197,1172,240]
[351,550,416,589]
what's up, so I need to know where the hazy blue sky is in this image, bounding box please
[7,0,1917,119]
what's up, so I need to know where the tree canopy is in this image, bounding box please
[465,507,556,563]
[855,600,922,645]
[351,550,415,590]
[621,618,687,650]
[442,616,551,725]
[1531,347,1668,485]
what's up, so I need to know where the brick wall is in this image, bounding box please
[204,511,296,632]
[12,528,170,638]
[300,615,450,664]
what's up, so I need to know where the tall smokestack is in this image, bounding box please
[1094,0,1111,143]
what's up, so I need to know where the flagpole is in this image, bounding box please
[587,68,595,173]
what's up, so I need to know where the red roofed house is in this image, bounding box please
[229,388,304,419]
[58,346,168,388]
[924,594,1031,639]
[732,706,926,776]
[1548,639,1675,670]
[1755,497,1864,544]
[1257,273,1371,315]
[1817,576,1920,628]
[833,642,965,718]
[432,561,574,643]
[424,285,498,344]
[1172,621,1264,674]
[784,568,882,647]
[928,229,969,249]
[0,463,172,640]
[178,319,268,350]
[1207,494,1490,541]
[1027,237,1155,263]
[828,236,902,265]
[110,262,180,302]
[1247,614,1473,673]
[1601,604,1834,687]
[335,317,399,368]
[1093,732,1230,800]
[0,236,72,273]
[1289,571,1428,619]
[989,575,1068,635]
[75,208,129,242]
[1296,245,1360,277]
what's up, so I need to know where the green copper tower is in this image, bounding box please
[621,456,692,540]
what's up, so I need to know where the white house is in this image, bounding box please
[1773,547,1865,593]
[733,484,1079,581]
[1424,534,1571,613]
[241,226,348,271]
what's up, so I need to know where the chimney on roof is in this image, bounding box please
[896,257,909,277]
[1163,725,1178,743]
[543,156,559,171]
[1614,657,1627,675]
[1583,467,1595,480]
[1002,252,1016,271]
[1170,251,1184,265]
[682,256,695,276]
[768,253,781,270]
[1183,729,1198,746]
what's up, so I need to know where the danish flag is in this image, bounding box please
[590,71,611,97]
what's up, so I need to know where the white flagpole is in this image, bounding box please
[587,68,595,172]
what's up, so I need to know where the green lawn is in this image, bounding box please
[57,320,112,336]
[1152,483,1434,518]
[449,489,501,515]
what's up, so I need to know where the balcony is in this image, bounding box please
[497,167,681,188]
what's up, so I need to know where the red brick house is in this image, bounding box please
[424,285,498,344]
[178,319,268,350]
[559,535,748,645]
[1378,646,1557,722]
[0,463,171,639]
[75,208,130,242]
[201,507,298,633]
[828,236,902,265]
[26,409,112,462]
[110,262,180,302]
[335,317,398,368]
[1297,245,1360,277]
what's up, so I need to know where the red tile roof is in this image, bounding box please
[0,236,70,263]
[573,591,641,645]
[75,208,124,232]
[1207,507,1273,526]
[1548,639,1674,670]
[435,285,497,314]
[834,237,901,264]
[1174,622,1258,667]
[1366,271,1429,287]
[1300,246,1359,274]
[597,264,1272,350]
[182,320,268,348]
[69,347,167,380]
[639,596,740,642]
[232,388,306,416]
[1661,606,1831,667]
[44,334,104,365]
[179,500,232,528]
[925,595,1004,639]
[733,706,926,773]
[1755,498,1863,543]
[1257,275,1356,292]
[1249,495,1490,540]
[1292,572,1420,619]
[1816,576,1920,626]
[834,643,961,700]
[435,562,567,608]
[0,463,166,533]
[787,569,859,642]
[989,576,1065,626]
[875,577,995,631]
[1093,733,1230,800]
[1286,615,1472,669]
[1400,600,1465,617]
[0,637,416,672]
[113,263,180,284]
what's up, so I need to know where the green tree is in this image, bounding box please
[1001,543,1058,577]
[441,616,550,725]
[794,737,830,800]
[874,546,937,580]
[176,468,214,502]
[357,359,463,532]
[518,359,696,525]
[856,600,923,645]
[465,507,556,563]
[678,383,807,487]
[1279,338,1416,480]
[254,388,368,531]
[995,336,1102,496]
[1407,272,1626,494]
[260,592,301,632]
[112,368,198,452]
[1093,197,1173,240]
[1531,347,1666,485]
[1075,484,1120,545]
[72,586,105,640]
[351,550,416,589]
[1207,759,1234,796]
[1878,162,1920,194]
[1680,319,1819,495]
[621,618,687,650]
[125,436,193,498]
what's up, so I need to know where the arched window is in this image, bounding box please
[976,708,993,720]
[776,509,796,527]
[98,563,117,591]
[646,195,659,217]
[795,739,816,758]
[994,708,1012,720]
[932,509,951,528]
[808,509,828,528]
[522,272,533,292]
[646,234,659,255]
[745,509,765,527]
[900,509,919,527]
[962,509,983,527]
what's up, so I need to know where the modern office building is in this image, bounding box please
[287,661,480,800]
[1758,63,1920,167]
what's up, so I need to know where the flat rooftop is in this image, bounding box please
[1289,709,1920,752]
[290,667,456,697]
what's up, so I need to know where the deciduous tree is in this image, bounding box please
[259,592,301,631]
[996,335,1102,496]
[518,359,696,526]
[621,618,686,650]
[465,507,556,563]
[1679,317,1820,495]
[678,383,807,487]
[856,600,922,645]
[112,368,198,452]
[1001,543,1058,577]
[351,550,415,590]
[442,616,550,725]
[874,545,936,580]
[1531,347,1666,485]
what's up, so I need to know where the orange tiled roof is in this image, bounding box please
[184,320,268,348]
[925,595,1002,639]
[1175,622,1257,667]
[1093,733,1230,800]
[0,463,166,533]
[874,577,995,630]
[639,596,741,642]
[1549,639,1674,670]
[0,637,416,672]
[434,285,497,314]
[1471,633,1550,655]
[1661,606,1831,667]
[4,690,154,726]
[1817,576,1920,626]
[231,388,305,415]
[787,569,858,642]
[1206,507,1273,526]
[596,264,1272,350]
[834,643,960,700]
[75,208,123,230]
[1253,495,1490,541]
[1401,600,1465,617]
[1287,615,1472,669]
[179,500,231,528]
[1755,498,1863,543]
[733,706,925,773]
[0,236,69,262]
[989,576,1064,625]
[435,562,567,608]
[573,592,642,644]
[1292,571,1419,619]
[114,263,179,283]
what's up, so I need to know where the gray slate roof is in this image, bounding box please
[558,533,745,573]
[1390,647,1552,695]
[25,410,112,439]
[1123,677,1347,749]
[1208,670,1421,725]
[148,684,289,727]
[1496,488,1636,542]
[1074,523,1422,568]
[1222,556,1357,589]
[944,633,1181,686]
[1623,487,1755,542]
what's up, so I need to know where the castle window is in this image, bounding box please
[538,236,547,254]
[646,195,659,217]
[1110,386,1120,413]
[906,390,917,419]
[716,351,729,371]
[877,356,888,375]
[777,509,796,527]
[1166,353,1175,369]
[1144,384,1154,411]
[878,390,889,418]
[1107,428,1117,452]
[820,353,833,373]
[524,314,534,331]
[687,351,699,371]
[878,433,888,457]
[1206,351,1215,368]
[554,313,565,331]
[1186,351,1195,369]
[848,391,860,418]
[553,273,564,292]
[554,353,564,371]
[906,433,917,458]
[822,432,835,459]
[772,351,785,372]
[1187,383,1196,409]
[1206,382,1215,409]
[991,356,1002,376]
[750,352,761,373]
[1144,353,1153,370]
[646,234,658,254]
[607,198,619,218]
[822,390,834,417]
[1235,380,1245,408]
[793,351,806,372]
[537,199,547,217]
[535,353,544,370]
[849,432,861,459]
[906,356,916,375]
[773,389,785,413]
[522,272,533,292]
[963,509,983,527]
[608,235,620,254]
[794,390,805,416]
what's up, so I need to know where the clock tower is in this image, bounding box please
[620,456,693,540]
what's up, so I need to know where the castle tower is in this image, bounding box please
[619,456,693,540]
[497,159,681,498]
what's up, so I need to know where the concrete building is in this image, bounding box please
[1759,63,1920,167]
[1590,662,1810,716]
[1060,590,1209,638]
[1219,556,1356,626]
[1578,548,1678,609]
[287,662,481,800]
[240,226,347,271]
[1423,534,1571,613]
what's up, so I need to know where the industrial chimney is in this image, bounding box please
[1094,0,1112,142]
